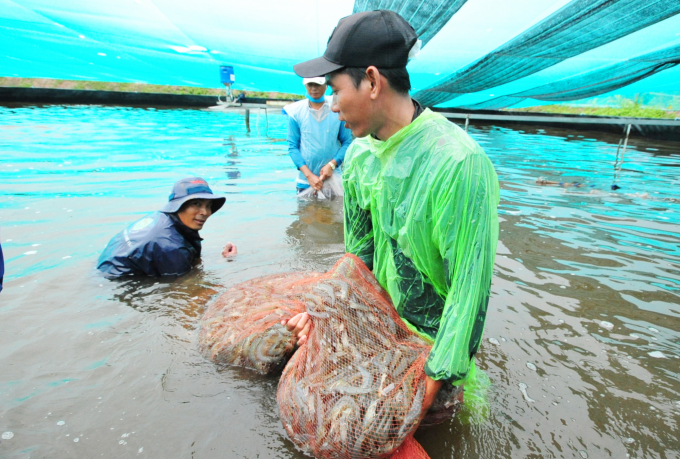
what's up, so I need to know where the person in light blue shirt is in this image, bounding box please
[284,77,353,193]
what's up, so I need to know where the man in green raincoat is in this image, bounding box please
[285,10,499,416]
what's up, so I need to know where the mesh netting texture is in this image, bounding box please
[353,0,468,46]
[414,0,680,106]
[459,42,680,110]
[388,435,431,459]
[277,254,438,458]
[198,254,463,457]
[198,271,320,374]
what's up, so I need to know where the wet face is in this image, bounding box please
[177,199,212,230]
[328,72,374,138]
[305,83,327,100]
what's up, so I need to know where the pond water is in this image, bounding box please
[1,105,679,459]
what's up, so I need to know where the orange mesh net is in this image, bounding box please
[198,254,464,457]
[198,271,320,374]
[387,436,430,459]
[277,255,432,458]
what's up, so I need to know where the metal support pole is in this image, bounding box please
[265,108,269,131]
[618,124,631,170]
[464,114,470,132]
[245,109,250,132]
[614,138,623,169]
[614,124,627,172]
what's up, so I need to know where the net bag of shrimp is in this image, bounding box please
[198,271,321,374]
[277,254,433,458]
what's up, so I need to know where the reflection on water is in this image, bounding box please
[286,199,345,270]
[0,106,679,458]
[110,271,220,330]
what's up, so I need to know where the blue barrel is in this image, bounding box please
[220,66,235,84]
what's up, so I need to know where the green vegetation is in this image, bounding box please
[0,77,304,100]
[511,95,679,119]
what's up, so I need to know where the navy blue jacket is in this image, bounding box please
[97,211,202,278]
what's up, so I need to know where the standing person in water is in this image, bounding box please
[97,177,237,278]
[283,11,499,419]
[284,76,353,193]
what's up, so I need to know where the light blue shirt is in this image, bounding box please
[284,97,353,189]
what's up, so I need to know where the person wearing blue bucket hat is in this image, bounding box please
[97,177,236,278]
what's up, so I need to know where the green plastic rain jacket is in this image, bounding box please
[343,109,499,385]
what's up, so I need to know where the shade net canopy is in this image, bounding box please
[2,0,680,108]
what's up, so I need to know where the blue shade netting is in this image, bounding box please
[353,0,468,46]
[459,42,680,110]
[2,0,680,107]
[413,0,680,106]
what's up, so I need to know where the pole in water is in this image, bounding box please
[256,108,261,135]
[465,114,470,132]
[613,124,626,170]
[618,124,632,171]
[245,109,250,132]
[614,140,623,169]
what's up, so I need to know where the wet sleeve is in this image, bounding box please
[130,241,193,277]
[287,116,305,170]
[151,242,194,277]
[343,182,375,270]
[424,153,499,385]
[334,122,353,167]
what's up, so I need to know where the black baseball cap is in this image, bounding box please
[160,177,226,214]
[294,10,418,78]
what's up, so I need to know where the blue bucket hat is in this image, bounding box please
[160,177,226,214]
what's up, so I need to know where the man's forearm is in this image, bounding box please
[421,375,443,416]
[299,165,314,177]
